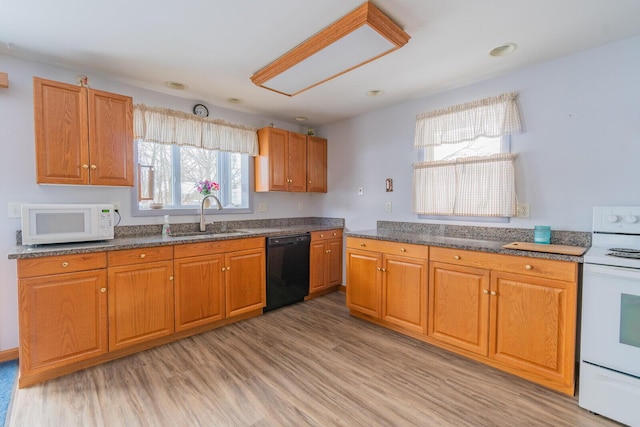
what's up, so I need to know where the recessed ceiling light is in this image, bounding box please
[489,43,517,57]
[165,81,187,90]
[294,116,308,122]
[227,98,243,104]
[366,90,385,97]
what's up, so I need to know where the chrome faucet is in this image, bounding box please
[200,194,223,231]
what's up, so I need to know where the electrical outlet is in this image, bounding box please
[385,201,392,212]
[258,203,267,212]
[358,186,364,196]
[297,202,304,211]
[112,201,121,211]
[516,203,530,218]
[8,202,22,219]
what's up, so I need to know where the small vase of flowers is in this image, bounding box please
[196,180,220,207]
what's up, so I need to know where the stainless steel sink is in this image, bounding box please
[168,229,249,238]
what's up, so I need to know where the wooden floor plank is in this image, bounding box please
[7,293,617,426]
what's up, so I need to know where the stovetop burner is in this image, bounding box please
[606,251,640,259]
[609,248,640,254]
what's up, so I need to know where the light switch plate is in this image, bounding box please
[8,202,21,218]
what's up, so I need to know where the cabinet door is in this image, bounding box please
[33,77,89,185]
[108,261,174,351]
[309,240,327,293]
[489,271,576,386]
[225,248,266,317]
[307,136,327,192]
[255,127,288,191]
[87,88,134,186]
[346,249,382,318]
[288,132,307,192]
[326,238,343,286]
[18,270,107,374]
[174,254,225,332]
[382,255,427,334]
[428,261,491,355]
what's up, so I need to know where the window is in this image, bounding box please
[426,136,506,162]
[131,104,258,216]
[413,92,521,218]
[136,141,250,213]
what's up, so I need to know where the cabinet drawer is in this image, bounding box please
[108,246,173,267]
[311,229,343,241]
[17,252,107,278]
[430,247,577,282]
[346,237,429,259]
[174,237,264,259]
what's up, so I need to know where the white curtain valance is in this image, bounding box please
[133,104,259,156]
[412,153,517,217]
[414,92,522,148]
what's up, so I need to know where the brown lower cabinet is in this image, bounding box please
[16,238,266,387]
[309,229,343,294]
[346,237,578,396]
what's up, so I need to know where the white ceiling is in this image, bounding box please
[2,0,640,126]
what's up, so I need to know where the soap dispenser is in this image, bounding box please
[162,215,171,238]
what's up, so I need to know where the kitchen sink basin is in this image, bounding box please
[168,229,249,238]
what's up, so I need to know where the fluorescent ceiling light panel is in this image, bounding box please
[251,2,410,96]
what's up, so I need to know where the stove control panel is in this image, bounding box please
[594,206,640,234]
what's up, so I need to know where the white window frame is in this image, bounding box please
[131,142,253,217]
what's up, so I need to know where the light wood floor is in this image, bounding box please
[7,292,617,427]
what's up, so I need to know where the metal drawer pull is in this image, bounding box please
[490,291,497,296]
[100,288,107,293]
[360,243,366,247]
[320,234,324,238]
[333,232,337,236]
[525,264,533,270]
[400,248,406,252]
[61,262,69,268]
[454,255,461,260]
[140,254,146,259]
[326,249,331,253]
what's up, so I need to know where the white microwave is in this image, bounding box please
[21,203,115,245]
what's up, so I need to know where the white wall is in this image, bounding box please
[0,55,320,351]
[317,35,640,233]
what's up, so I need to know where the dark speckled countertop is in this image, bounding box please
[8,217,344,260]
[346,221,591,263]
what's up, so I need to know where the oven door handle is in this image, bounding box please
[585,263,640,279]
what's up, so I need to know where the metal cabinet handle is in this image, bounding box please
[82,164,89,169]
[320,234,324,238]
[377,267,381,271]
[226,266,231,270]
[454,255,461,260]
[525,264,533,270]
[90,165,97,170]
[490,291,497,296]
[333,232,337,236]
[100,288,107,293]
[400,248,406,252]
[381,268,386,272]
[308,180,312,184]
[61,262,69,268]
[483,289,489,294]
[360,243,366,247]
[140,254,146,259]
[169,276,174,281]
[221,267,226,271]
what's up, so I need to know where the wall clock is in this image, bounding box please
[193,103,209,117]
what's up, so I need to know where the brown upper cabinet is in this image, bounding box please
[255,127,327,193]
[33,77,134,186]
[307,135,327,193]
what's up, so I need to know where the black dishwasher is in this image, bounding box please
[265,233,310,312]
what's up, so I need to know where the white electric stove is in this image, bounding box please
[579,206,640,426]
